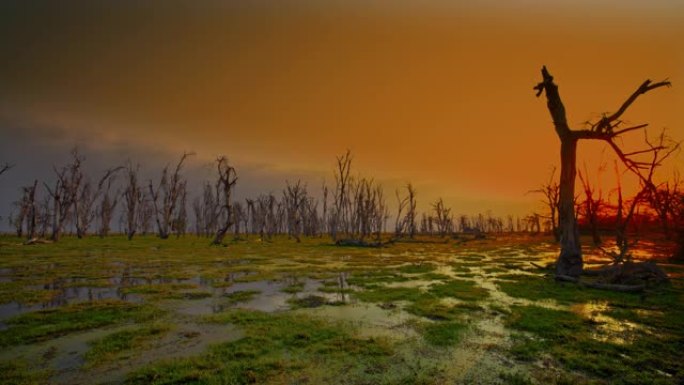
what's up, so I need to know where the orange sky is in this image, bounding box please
[0,1,682,217]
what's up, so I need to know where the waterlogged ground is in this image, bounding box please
[0,234,682,385]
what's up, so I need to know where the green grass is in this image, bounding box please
[0,300,158,347]
[85,323,171,365]
[287,294,329,308]
[421,321,467,346]
[405,298,465,320]
[0,360,50,385]
[224,290,261,304]
[428,279,489,301]
[353,286,426,303]
[505,305,684,384]
[281,282,305,294]
[127,309,437,384]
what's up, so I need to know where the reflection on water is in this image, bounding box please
[570,301,643,345]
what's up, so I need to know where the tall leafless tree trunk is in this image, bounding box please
[535,66,672,278]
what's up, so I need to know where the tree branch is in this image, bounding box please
[0,163,13,176]
[593,79,671,133]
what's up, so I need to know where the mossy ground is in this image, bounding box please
[0,233,681,384]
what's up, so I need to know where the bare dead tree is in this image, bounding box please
[577,165,604,246]
[394,183,417,239]
[172,182,188,238]
[37,195,51,238]
[321,182,329,236]
[13,180,38,238]
[432,198,453,237]
[647,171,681,240]
[535,66,673,277]
[610,133,679,263]
[673,192,684,261]
[283,180,306,243]
[211,156,238,245]
[149,152,193,239]
[45,148,84,241]
[138,191,154,235]
[232,201,245,238]
[123,164,142,240]
[73,167,122,238]
[0,163,13,177]
[97,169,122,237]
[331,150,353,241]
[529,167,561,241]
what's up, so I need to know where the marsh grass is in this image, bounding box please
[84,323,171,366]
[0,300,158,347]
[0,234,681,384]
[223,290,261,304]
[128,309,434,384]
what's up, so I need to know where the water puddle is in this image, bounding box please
[298,302,419,339]
[570,301,645,345]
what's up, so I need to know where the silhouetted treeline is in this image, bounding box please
[5,148,682,252]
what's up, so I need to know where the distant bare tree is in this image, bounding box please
[45,148,83,241]
[284,180,306,242]
[138,192,154,235]
[331,150,353,241]
[395,183,417,238]
[610,133,679,263]
[232,201,245,238]
[149,152,193,239]
[123,164,142,240]
[97,169,122,237]
[37,195,51,238]
[0,163,13,177]
[321,182,329,235]
[577,165,604,246]
[648,171,681,240]
[529,167,561,241]
[172,184,188,237]
[432,198,453,237]
[673,193,684,261]
[73,167,122,238]
[211,156,238,245]
[13,180,38,238]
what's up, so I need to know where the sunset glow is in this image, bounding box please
[1,0,682,218]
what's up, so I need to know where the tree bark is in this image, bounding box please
[557,137,583,276]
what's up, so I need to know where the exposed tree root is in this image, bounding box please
[555,261,669,292]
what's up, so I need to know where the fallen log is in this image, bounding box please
[555,274,646,292]
[583,282,646,293]
[335,239,384,248]
[24,238,53,245]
